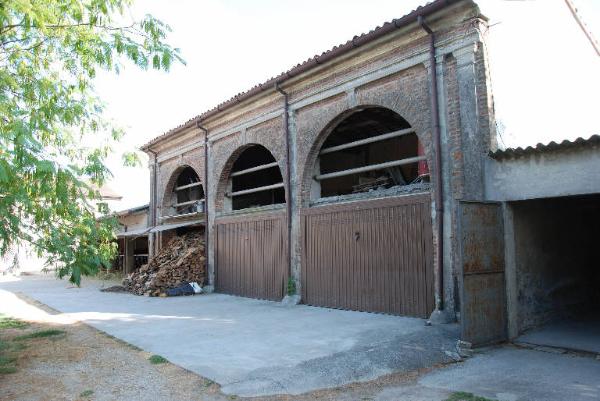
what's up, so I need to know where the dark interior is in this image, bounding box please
[175,167,204,214]
[512,194,600,333]
[231,145,285,210]
[319,107,424,197]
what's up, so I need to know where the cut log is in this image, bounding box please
[122,231,206,296]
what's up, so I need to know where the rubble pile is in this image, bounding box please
[123,231,206,296]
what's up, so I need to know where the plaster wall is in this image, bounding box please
[118,212,148,232]
[485,146,600,202]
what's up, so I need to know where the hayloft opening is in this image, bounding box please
[171,167,204,216]
[313,107,428,199]
[228,145,285,211]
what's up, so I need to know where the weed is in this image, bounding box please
[0,355,17,365]
[14,329,65,341]
[9,342,27,351]
[79,389,94,398]
[0,349,17,375]
[286,277,296,296]
[0,366,17,374]
[0,314,29,330]
[149,354,168,364]
[446,392,497,401]
[203,379,215,388]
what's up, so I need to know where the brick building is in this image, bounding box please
[139,0,600,347]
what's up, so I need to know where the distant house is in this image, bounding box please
[112,205,150,275]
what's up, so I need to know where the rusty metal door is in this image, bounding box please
[301,194,434,318]
[459,201,507,346]
[215,210,287,301]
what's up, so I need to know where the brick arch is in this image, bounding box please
[298,103,432,207]
[160,164,204,212]
[213,142,287,213]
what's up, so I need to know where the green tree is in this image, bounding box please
[0,0,183,284]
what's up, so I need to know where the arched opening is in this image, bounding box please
[226,145,285,211]
[164,166,205,218]
[312,107,428,200]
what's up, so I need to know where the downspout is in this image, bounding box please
[196,122,210,286]
[418,16,444,312]
[275,83,293,293]
[147,149,158,257]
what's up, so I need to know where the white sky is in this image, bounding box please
[95,0,600,210]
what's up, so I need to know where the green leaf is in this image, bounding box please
[0,0,184,285]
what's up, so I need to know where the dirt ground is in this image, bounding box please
[0,295,448,401]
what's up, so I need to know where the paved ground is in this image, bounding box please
[3,274,600,401]
[0,274,459,397]
[406,346,600,401]
[517,314,600,354]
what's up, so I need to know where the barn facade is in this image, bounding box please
[141,0,494,322]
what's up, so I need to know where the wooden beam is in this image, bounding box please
[226,182,284,197]
[174,199,204,208]
[319,127,415,155]
[314,156,426,181]
[230,161,279,177]
[174,181,202,191]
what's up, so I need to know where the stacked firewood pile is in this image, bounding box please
[123,231,206,296]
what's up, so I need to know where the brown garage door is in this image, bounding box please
[301,194,434,318]
[215,210,287,301]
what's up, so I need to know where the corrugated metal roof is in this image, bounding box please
[115,204,149,216]
[489,134,600,159]
[115,227,150,238]
[150,220,203,233]
[141,0,463,150]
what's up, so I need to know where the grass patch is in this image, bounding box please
[14,329,65,341]
[0,355,17,365]
[148,354,168,364]
[0,349,17,375]
[0,314,29,330]
[446,392,497,401]
[0,365,17,374]
[79,389,94,398]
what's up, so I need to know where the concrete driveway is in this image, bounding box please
[0,274,459,397]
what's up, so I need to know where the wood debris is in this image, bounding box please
[122,231,206,296]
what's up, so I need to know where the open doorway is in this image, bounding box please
[511,194,600,353]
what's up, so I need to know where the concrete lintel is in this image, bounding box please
[157,140,205,164]
[208,110,284,144]
[452,43,479,67]
[346,88,357,108]
[484,147,600,201]
[290,32,480,113]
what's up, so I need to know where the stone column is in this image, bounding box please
[288,107,302,301]
[424,53,458,321]
[148,157,157,259]
[124,237,134,275]
[503,202,519,339]
[206,140,216,288]
[453,43,485,200]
